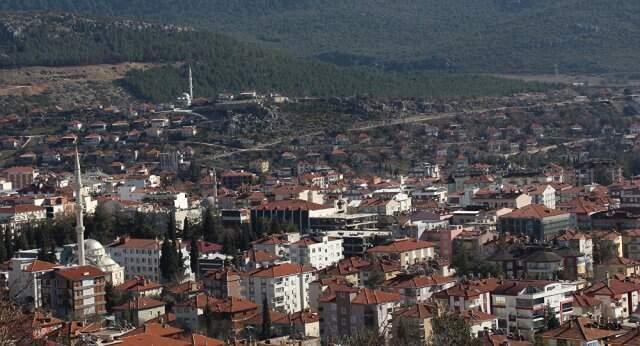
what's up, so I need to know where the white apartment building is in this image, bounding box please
[491,280,579,339]
[242,263,316,314]
[107,237,193,283]
[367,238,435,269]
[289,235,343,270]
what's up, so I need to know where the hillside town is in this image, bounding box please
[4,85,640,346]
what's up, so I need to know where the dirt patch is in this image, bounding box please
[0,63,158,113]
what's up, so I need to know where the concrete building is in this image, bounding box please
[367,238,435,269]
[42,265,107,320]
[3,166,37,190]
[289,235,343,270]
[319,287,402,343]
[242,263,316,314]
[113,297,166,326]
[107,237,193,283]
[491,280,579,339]
[8,258,58,309]
[498,204,571,241]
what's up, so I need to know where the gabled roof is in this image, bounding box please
[500,204,568,219]
[367,238,435,254]
[55,265,105,281]
[23,259,58,273]
[459,309,496,323]
[584,278,640,297]
[351,288,402,305]
[383,274,455,289]
[608,327,640,345]
[247,263,315,278]
[113,297,166,311]
[493,280,556,296]
[571,292,601,309]
[435,278,500,299]
[394,303,437,319]
[542,317,619,342]
[255,199,328,211]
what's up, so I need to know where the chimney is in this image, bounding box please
[606,271,610,286]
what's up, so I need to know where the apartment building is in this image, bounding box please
[289,235,343,270]
[491,280,579,339]
[8,258,58,309]
[583,277,640,321]
[319,287,402,343]
[434,278,500,314]
[367,238,435,268]
[242,263,316,314]
[107,237,193,283]
[42,265,107,320]
[382,274,456,303]
[3,166,37,190]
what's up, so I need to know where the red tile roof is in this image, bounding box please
[367,238,435,254]
[110,238,160,250]
[113,297,166,311]
[384,274,455,289]
[116,277,162,292]
[395,303,437,319]
[584,278,640,297]
[247,263,315,278]
[501,204,569,219]
[23,260,58,273]
[351,288,402,305]
[255,199,329,211]
[55,265,105,281]
[542,317,619,341]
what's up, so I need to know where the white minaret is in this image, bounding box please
[188,65,194,101]
[74,147,86,266]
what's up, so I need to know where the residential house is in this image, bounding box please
[434,278,500,314]
[367,238,436,268]
[542,317,620,346]
[113,297,166,326]
[382,273,456,303]
[583,277,640,321]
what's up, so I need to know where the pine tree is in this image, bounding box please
[167,212,177,242]
[221,230,237,256]
[190,236,199,277]
[0,235,7,262]
[261,296,271,340]
[160,233,179,282]
[201,206,220,243]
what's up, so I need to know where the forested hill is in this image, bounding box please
[0,13,548,102]
[1,0,639,73]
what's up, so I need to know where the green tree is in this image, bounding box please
[190,236,200,277]
[431,312,482,346]
[201,206,221,243]
[105,282,124,314]
[160,233,180,282]
[261,296,271,340]
[0,235,7,262]
[365,257,386,288]
[221,230,237,256]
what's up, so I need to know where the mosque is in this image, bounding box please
[60,149,125,285]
